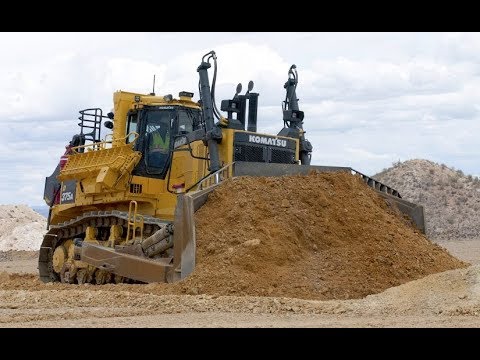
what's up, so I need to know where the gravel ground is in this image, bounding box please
[0,239,479,327]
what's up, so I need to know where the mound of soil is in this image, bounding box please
[0,205,46,252]
[174,172,467,300]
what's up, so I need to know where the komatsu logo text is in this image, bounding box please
[248,135,287,147]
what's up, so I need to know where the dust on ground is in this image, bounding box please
[0,252,479,327]
[441,239,480,266]
[0,251,38,274]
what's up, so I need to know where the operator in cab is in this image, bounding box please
[148,124,170,169]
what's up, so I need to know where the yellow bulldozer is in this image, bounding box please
[40,51,425,284]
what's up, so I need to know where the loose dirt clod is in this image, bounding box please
[175,172,467,300]
[0,271,10,283]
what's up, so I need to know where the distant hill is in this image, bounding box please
[31,205,49,218]
[374,159,480,241]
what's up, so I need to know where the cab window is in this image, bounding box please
[177,110,193,134]
[126,112,138,143]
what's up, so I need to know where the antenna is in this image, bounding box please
[150,74,156,96]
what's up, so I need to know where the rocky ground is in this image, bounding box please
[374,159,480,241]
[0,240,479,327]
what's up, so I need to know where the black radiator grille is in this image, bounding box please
[234,144,265,162]
[233,132,297,164]
[234,144,296,164]
[270,148,295,164]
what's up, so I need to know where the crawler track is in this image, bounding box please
[38,211,171,284]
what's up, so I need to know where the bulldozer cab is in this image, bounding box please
[127,105,201,179]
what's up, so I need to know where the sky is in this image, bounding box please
[2,32,480,205]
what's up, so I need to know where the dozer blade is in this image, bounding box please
[80,243,172,283]
[233,161,352,177]
[232,161,425,233]
[169,188,215,282]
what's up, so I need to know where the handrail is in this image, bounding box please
[196,163,234,191]
[71,132,139,154]
[126,200,144,244]
[104,133,114,144]
[60,155,129,173]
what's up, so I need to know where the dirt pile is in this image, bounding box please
[374,159,480,241]
[0,205,46,251]
[173,172,466,300]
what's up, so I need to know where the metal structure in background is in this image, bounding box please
[277,65,313,165]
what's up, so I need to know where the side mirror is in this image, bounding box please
[235,83,242,96]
